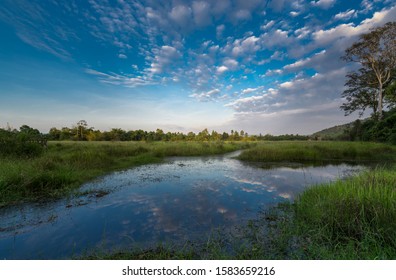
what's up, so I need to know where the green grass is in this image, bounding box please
[0,141,251,207]
[238,141,396,163]
[290,167,396,259]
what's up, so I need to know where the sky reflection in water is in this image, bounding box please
[0,154,363,259]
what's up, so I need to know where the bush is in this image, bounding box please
[0,127,46,157]
[343,108,396,144]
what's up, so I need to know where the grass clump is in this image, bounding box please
[238,167,396,260]
[291,168,396,259]
[238,141,396,163]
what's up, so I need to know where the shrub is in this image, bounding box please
[0,127,46,157]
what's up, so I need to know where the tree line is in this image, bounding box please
[0,122,309,158]
[46,122,308,142]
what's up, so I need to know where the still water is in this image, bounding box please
[0,152,363,259]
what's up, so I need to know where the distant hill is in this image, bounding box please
[311,121,356,140]
[312,109,396,143]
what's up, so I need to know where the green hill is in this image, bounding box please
[311,122,355,140]
[312,108,396,143]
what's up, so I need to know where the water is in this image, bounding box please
[0,152,364,259]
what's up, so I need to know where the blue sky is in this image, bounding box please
[1,0,396,135]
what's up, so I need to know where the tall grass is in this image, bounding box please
[238,141,396,162]
[291,168,396,259]
[0,141,250,207]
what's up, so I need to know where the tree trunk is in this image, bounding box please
[378,82,383,119]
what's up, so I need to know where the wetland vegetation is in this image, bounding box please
[1,125,396,260]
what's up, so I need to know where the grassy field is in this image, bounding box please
[0,141,251,207]
[237,141,396,162]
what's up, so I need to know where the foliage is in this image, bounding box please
[47,124,308,142]
[312,106,396,143]
[255,133,309,141]
[0,125,46,157]
[335,108,396,143]
[341,21,396,119]
[341,68,379,117]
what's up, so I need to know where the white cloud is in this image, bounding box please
[234,9,251,21]
[258,51,286,65]
[334,9,356,21]
[231,36,261,56]
[86,0,139,50]
[268,0,288,12]
[190,89,221,101]
[192,1,212,27]
[241,86,264,94]
[225,95,267,112]
[260,29,291,48]
[294,26,311,39]
[310,0,336,9]
[0,1,74,59]
[169,5,192,28]
[211,0,232,16]
[279,81,294,89]
[216,65,229,74]
[313,6,396,47]
[360,0,375,14]
[223,58,239,70]
[264,69,283,76]
[260,20,275,30]
[216,24,225,38]
[85,69,155,87]
[283,50,326,71]
[149,45,181,74]
[118,54,127,59]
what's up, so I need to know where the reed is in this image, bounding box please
[238,141,396,162]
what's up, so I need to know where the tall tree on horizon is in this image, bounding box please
[77,120,88,140]
[341,21,396,119]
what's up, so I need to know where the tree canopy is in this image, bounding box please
[341,21,396,119]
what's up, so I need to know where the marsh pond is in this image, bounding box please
[0,151,364,259]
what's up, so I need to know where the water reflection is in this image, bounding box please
[0,154,364,259]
